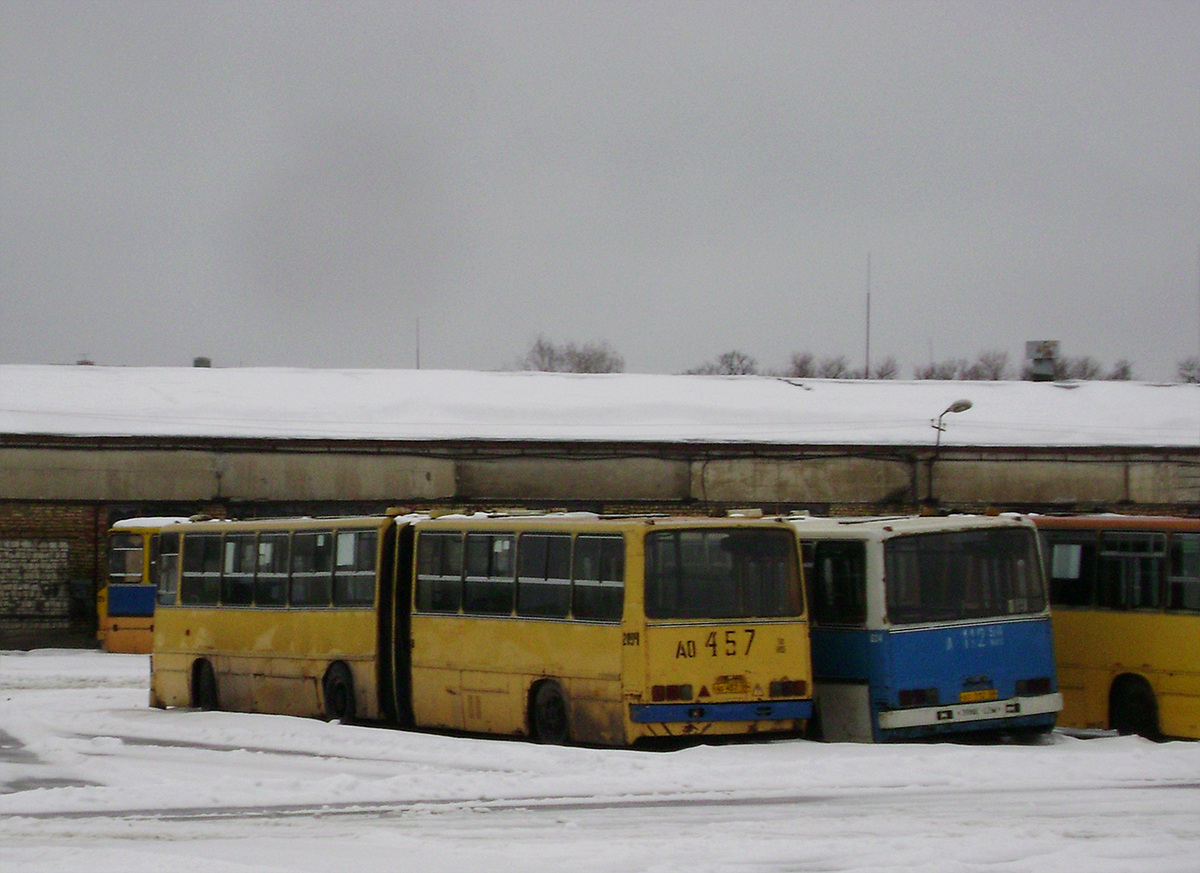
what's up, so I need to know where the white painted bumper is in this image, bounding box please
[877,693,1063,731]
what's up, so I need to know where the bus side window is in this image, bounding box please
[810,540,866,626]
[334,530,377,606]
[255,533,289,606]
[415,532,464,613]
[572,535,624,622]
[180,534,222,605]
[1051,532,1099,606]
[516,533,571,618]
[291,532,334,606]
[1098,532,1165,610]
[221,534,256,605]
[463,532,516,615]
[1168,533,1200,612]
[156,533,180,605]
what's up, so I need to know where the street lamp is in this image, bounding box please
[926,399,973,505]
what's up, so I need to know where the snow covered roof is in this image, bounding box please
[1,365,1197,448]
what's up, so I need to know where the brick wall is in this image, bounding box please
[0,539,70,630]
[0,504,103,642]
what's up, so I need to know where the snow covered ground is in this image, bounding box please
[2,650,1198,873]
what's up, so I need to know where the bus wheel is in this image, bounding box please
[193,660,219,710]
[323,663,356,722]
[1110,676,1159,740]
[531,681,570,745]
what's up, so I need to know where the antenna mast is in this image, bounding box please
[865,252,871,379]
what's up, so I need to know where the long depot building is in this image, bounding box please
[2,364,1198,645]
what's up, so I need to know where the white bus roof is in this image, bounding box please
[786,513,1034,538]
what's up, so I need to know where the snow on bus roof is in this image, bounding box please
[1,364,1197,448]
[110,517,192,529]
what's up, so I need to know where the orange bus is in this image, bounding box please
[1035,515,1200,739]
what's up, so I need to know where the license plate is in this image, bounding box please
[960,688,999,703]
[713,675,749,695]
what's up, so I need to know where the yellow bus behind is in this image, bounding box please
[1036,515,1200,739]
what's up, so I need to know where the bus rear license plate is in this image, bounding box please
[960,689,998,703]
[713,676,750,695]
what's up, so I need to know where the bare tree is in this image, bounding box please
[915,359,966,380]
[1107,359,1134,381]
[685,350,759,375]
[783,352,815,378]
[965,350,1009,380]
[1179,357,1200,383]
[871,355,900,380]
[818,356,852,379]
[520,335,624,373]
[562,340,625,373]
[1062,356,1103,380]
[522,335,564,372]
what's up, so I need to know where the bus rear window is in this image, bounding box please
[885,528,1045,624]
[108,533,144,583]
[644,528,801,620]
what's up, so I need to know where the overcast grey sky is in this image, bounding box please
[2,1,1198,378]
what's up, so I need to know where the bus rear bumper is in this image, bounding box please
[629,699,813,724]
[877,692,1063,732]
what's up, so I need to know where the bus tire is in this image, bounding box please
[323,662,357,722]
[193,660,219,711]
[1110,675,1159,740]
[531,681,570,745]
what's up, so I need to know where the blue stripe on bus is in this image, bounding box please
[107,584,157,617]
[629,699,813,724]
[812,619,1057,704]
[810,617,1058,741]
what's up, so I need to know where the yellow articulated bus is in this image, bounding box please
[98,517,189,653]
[150,512,813,746]
[1035,515,1200,740]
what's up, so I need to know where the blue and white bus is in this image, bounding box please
[788,514,1061,742]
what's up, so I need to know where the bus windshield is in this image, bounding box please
[644,528,802,619]
[884,527,1045,624]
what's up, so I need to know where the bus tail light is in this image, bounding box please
[1016,677,1053,696]
[769,679,808,698]
[898,687,939,708]
[651,684,694,702]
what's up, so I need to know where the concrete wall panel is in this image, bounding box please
[692,457,914,505]
[457,457,691,501]
[0,449,455,502]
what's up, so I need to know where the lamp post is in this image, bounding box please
[926,399,973,505]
